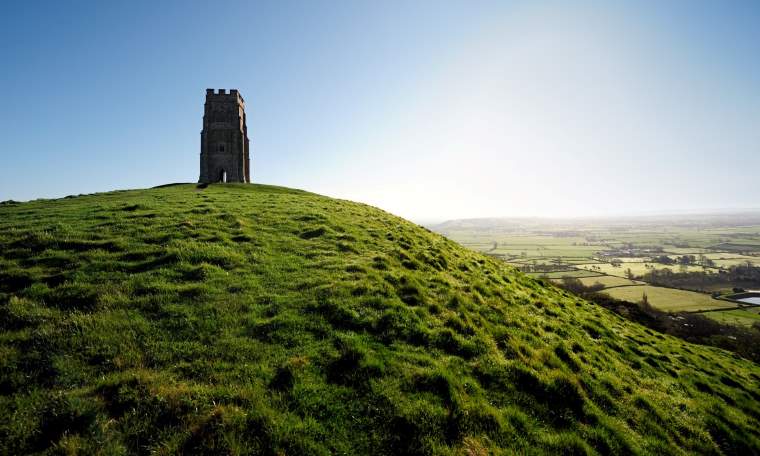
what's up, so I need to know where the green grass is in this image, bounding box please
[1,184,759,455]
[527,270,602,279]
[705,307,760,326]
[578,276,644,288]
[603,285,734,312]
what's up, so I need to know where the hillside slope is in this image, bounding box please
[1,184,759,455]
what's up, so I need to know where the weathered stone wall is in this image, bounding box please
[199,89,251,183]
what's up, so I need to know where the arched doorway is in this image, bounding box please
[219,169,227,183]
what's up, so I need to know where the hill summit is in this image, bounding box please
[1,184,759,455]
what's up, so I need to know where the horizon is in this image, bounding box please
[6,181,760,226]
[2,1,759,221]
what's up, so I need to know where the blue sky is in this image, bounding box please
[1,1,758,222]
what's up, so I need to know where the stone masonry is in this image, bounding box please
[199,89,250,183]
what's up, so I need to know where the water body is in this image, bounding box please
[738,296,760,305]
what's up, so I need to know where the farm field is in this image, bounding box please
[603,285,733,312]
[431,214,760,321]
[707,307,760,326]
[543,275,642,288]
[702,253,758,260]
[526,270,601,279]
[505,257,601,266]
[662,247,714,254]
[577,276,644,288]
[713,258,758,268]
[576,263,710,277]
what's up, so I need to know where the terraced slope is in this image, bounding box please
[0,184,758,455]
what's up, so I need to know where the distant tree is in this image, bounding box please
[678,255,696,265]
[701,257,715,268]
[640,292,651,311]
[654,255,674,265]
[625,268,634,279]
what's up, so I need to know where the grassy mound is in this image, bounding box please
[0,184,758,455]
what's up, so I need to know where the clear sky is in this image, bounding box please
[1,1,758,222]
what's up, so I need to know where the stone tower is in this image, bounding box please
[199,89,250,183]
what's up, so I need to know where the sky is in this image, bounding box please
[1,1,759,223]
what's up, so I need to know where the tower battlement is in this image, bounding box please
[205,88,245,104]
[199,89,250,183]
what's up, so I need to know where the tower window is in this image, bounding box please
[217,143,225,153]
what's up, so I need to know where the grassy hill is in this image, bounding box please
[1,184,759,455]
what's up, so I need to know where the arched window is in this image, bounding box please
[217,143,225,153]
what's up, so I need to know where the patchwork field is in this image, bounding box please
[431,214,760,322]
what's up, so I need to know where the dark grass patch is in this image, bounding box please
[0,270,35,293]
[345,264,366,273]
[337,241,358,253]
[45,283,100,310]
[554,344,582,372]
[370,306,428,345]
[308,298,368,332]
[395,276,425,306]
[326,337,385,389]
[270,364,296,391]
[431,328,483,359]
[413,370,456,405]
[121,203,149,212]
[15,394,98,454]
[294,214,327,223]
[444,314,476,336]
[41,273,69,288]
[372,256,389,270]
[128,252,181,272]
[231,234,252,243]
[299,226,327,239]
[510,366,588,426]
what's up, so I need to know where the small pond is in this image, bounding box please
[737,296,760,305]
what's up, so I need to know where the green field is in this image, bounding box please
[1,184,759,454]
[707,307,760,326]
[602,285,734,312]
[577,263,711,278]
[577,276,644,288]
[713,258,758,268]
[663,247,714,254]
[527,270,602,279]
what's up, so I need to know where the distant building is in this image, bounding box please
[199,89,250,183]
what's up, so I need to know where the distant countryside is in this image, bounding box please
[432,213,760,327]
